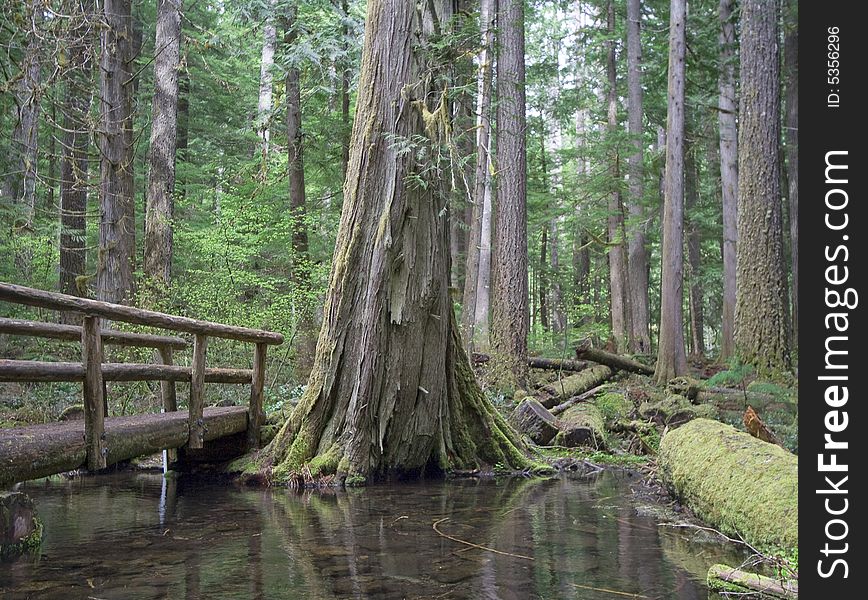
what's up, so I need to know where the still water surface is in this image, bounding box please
[2,471,744,599]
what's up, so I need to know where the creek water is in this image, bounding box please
[2,470,745,599]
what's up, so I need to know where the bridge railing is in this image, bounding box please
[0,282,284,471]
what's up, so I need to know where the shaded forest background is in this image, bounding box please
[0,0,798,419]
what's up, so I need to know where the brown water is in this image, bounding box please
[1,471,744,599]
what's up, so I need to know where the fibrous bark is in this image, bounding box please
[654,0,688,384]
[490,0,529,388]
[285,5,309,262]
[734,0,790,374]
[97,0,137,305]
[263,0,530,483]
[783,0,798,346]
[144,0,183,288]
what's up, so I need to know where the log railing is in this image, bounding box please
[0,282,284,471]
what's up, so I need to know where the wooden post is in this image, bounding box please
[188,334,207,449]
[81,316,107,470]
[158,347,177,412]
[158,346,178,463]
[248,343,267,449]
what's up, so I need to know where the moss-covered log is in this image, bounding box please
[707,564,798,599]
[574,340,654,375]
[659,419,797,551]
[534,365,613,409]
[639,394,717,427]
[509,399,560,445]
[553,403,607,449]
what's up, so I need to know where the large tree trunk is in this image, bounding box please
[605,0,630,354]
[685,148,704,358]
[264,0,529,483]
[285,6,309,263]
[461,0,495,353]
[144,0,183,290]
[626,0,650,354]
[490,0,529,389]
[654,0,688,384]
[735,0,790,374]
[97,0,136,305]
[59,13,93,313]
[783,0,798,347]
[718,0,738,360]
[257,0,277,152]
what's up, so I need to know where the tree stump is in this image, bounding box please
[509,399,560,445]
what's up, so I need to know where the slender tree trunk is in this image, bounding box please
[718,0,738,360]
[285,6,309,263]
[97,0,136,305]
[605,0,630,353]
[176,68,189,200]
[144,0,183,290]
[257,4,277,153]
[461,0,495,352]
[339,0,351,180]
[686,148,704,359]
[59,16,93,313]
[491,0,529,389]
[549,218,565,333]
[626,0,649,354]
[264,0,529,482]
[539,226,548,331]
[3,0,41,223]
[654,0,688,384]
[783,0,798,347]
[735,0,790,374]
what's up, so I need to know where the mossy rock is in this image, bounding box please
[659,419,797,552]
[58,404,85,421]
[553,403,607,450]
[595,392,632,421]
[1,492,43,561]
[639,394,716,427]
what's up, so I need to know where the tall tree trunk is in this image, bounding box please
[285,6,309,263]
[3,0,41,223]
[338,0,351,180]
[257,4,277,153]
[97,0,137,305]
[549,218,565,333]
[491,0,529,389]
[626,0,649,354]
[735,0,790,374]
[144,0,183,290]
[783,0,798,347]
[539,226,548,331]
[654,0,688,384]
[605,0,630,353]
[718,0,738,360]
[264,0,529,483]
[59,13,93,314]
[176,68,189,200]
[461,0,495,352]
[686,148,704,359]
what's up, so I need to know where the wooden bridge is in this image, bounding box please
[0,282,284,487]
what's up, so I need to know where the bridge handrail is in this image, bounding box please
[0,282,283,471]
[0,282,284,345]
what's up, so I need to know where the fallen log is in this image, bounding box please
[658,419,797,551]
[574,339,654,375]
[472,353,589,373]
[527,357,589,372]
[553,403,607,449]
[743,406,783,447]
[549,385,609,416]
[509,399,560,445]
[535,365,613,409]
[696,389,797,416]
[707,564,798,599]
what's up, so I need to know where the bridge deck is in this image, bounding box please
[0,406,248,486]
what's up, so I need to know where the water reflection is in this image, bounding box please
[1,472,746,599]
